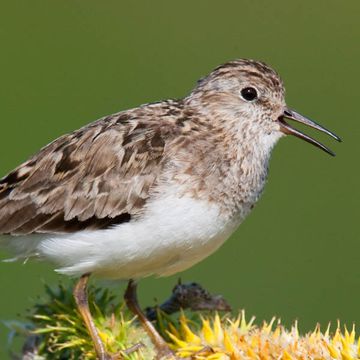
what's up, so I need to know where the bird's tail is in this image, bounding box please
[0,234,42,262]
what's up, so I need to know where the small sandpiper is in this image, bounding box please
[0,59,340,359]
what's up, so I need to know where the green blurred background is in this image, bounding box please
[0,0,358,357]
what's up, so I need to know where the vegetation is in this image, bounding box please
[7,282,360,360]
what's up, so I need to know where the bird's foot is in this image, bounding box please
[154,338,215,359]
[99,342,145,360]
[157,346,213,360]
[96,350,121,360]
[121,342,145,356]
[155,346,183,360]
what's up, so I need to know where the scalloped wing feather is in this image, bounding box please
[0,110,167,235]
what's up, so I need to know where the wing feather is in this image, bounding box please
[0,111,167,235]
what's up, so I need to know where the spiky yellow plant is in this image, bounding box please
[169,311,360,360]
[9,282,360,360]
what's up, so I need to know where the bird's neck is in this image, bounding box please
[167,100,282,218]
[215,131,276,218]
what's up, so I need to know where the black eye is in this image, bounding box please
[240,87,258,101]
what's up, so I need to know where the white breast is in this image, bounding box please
[34,185,246,279]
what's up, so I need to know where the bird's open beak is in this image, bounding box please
[278,109,341,156]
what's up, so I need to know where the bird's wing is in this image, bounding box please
[0,112,167,235]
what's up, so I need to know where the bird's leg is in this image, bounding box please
[73,274,116,360]
[124,279,176,359]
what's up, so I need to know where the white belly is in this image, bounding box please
[5,187,249,279]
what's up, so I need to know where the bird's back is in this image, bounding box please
[0,100,185,236]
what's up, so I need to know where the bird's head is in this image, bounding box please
[187,59,340,155]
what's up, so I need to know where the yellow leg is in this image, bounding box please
[124,279,176,359]
[73,274,115,360]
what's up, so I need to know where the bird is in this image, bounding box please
[0,59,340,359]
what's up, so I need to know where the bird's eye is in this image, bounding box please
[240,87,258,101]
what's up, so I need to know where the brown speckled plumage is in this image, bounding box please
[0,101,173,234]
[0,59,287,235]
[0,59,340,360]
